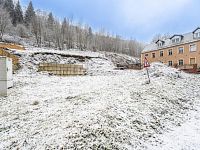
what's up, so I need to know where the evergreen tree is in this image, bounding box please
[61,17,68,49]
[13,0,23,26]
[24,1,35,27]
[88,27,93,48]
[88,27,93,38]
[45,12,55,46]
[0,0,4,6]
[3,0,15,25]
[47,12,54,30]
[61,17,67,32]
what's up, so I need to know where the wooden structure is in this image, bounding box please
[116,63,141,70]
[0,43,25,50]
[177,64,200,74]
[0,48,20,70]
[38,63,86,76]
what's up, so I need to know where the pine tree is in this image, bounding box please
[13,0,23,26]
[3,0,15,25]
[61,17,68,49]
[88,27,93,49]
[0,0,4,6]
[45,12,55,46]
[24,1,35,27]
[61,18,67,33]
[47,12,54,30]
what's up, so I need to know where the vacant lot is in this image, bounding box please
[1,63,200,149]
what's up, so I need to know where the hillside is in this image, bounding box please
[9,46,140,76]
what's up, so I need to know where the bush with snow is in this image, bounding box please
[140,62,184,79]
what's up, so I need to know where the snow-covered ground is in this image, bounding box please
[0,47,200,149]
[153,111,200,150]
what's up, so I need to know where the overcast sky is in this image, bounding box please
[20,0,200,43]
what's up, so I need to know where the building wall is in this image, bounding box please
[141,40,200,68]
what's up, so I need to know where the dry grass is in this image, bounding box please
[32,101,39,105]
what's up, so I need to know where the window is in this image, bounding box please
[178,47,184,54]
[157,40,164,47]
[194,32,200,39]
[152,53,155,58]
[178,59,184,66]
[168,61,173,66]
[158,42,163,47]
[172,38,181,44]
[168,49,173,56]
[190,58,196,65]
[145,54,148,57]
[176,38,180,43]
[160,51,163,57]
[190,44,196,52]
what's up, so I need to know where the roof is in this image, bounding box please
[193,27,200,33]
[142,29,200,53]
[155,39,164,44]
[170,34,184,39]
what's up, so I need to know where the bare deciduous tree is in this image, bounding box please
[31,15,44,47]
[16,24,28,38]
[0,7,12,41]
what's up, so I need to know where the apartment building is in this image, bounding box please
[141,28,200,69]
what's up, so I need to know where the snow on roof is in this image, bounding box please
[142,30,199,53]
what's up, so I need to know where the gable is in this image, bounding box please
[155,39,164,44]
[170,35,183,40]
[193,28,200,39]
[193,27,200,33]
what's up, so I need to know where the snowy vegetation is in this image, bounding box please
[0,0,143,57]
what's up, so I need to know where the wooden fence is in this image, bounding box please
[176,64,200,74]
[38,63,86,76]
[116,63,141,70]
[176,64,197,70]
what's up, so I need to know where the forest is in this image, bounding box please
[0,0,144,57]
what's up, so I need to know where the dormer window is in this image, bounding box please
[193,27,200,39]
[194,32,200,38]
[156,40,164,47]
[158,42,163,47]
[172,37,180,43]
[170,35,183,44]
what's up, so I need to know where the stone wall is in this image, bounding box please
[38,63,86,76]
